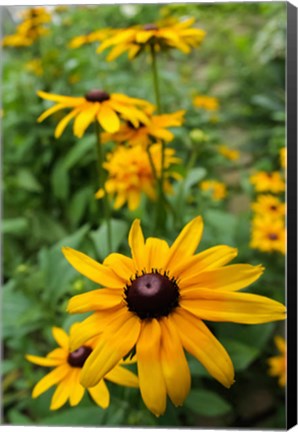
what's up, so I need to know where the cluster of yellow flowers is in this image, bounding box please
[4,7,286,417]
[249,149,286,255]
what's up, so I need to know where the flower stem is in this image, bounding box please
[94,122,112,252]
[150,44,161,114]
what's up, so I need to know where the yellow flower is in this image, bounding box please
[26,325,138,410]
[218,145,240,161]
[101,110,185,148]
[250,216,286,254]
[95,143,181,211]
[193,95,219,111]
[37,90,154,137]
[280,147,286,170]
[200,180,227,201]
[250,171,285,193]
[97,18,206,61]
[25,58,43,76]
[69,29,112,49]
[62,216,286,416]
[267,336,286,387]
[251,195,285,219]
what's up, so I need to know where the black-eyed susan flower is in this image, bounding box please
[62,216,286,416]
[193,95,219,111]
[250,171,285,193]
[37,90,154,137]
[26,325,138,410]
[97,18,206,61]
[251,195,285,219]
[95,143,181,211]
[218,145,240,161]
[101,110,185,148]
[200,179,227,201]
[267,336,286,387]
[250,216,286,254]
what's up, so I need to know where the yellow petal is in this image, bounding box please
[66,288,123,314]
[47,348,67,362]
[106,43,130,61]
[62,247,125,288]
[88,380,110,409]
[54,108,81,138]
[97,104,120,133]
[69,369,85,407]
[52,327,69,349]
[80,310,140,388]
[105,364,139,388]
[160,317,191,407]
[32,365,69,398]
[103,253,135,282]
[144,237,170,271]
[172,309,234,388]
[180,264,264,291]
[135,30,154,44]
[37,90,84,105]
[166,216,203,268]
[180,288,286,324]
[128,190,141,211]
[128,219,147,270]
[73,103,99,138]
[50,373,72,410]
[26,354,62,367]
[37,103,66,123]
[136,319,167,417]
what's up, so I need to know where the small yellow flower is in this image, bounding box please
[251,195,285,219]
[25,58,43,76]
[250,171,285,193]
[95,143,181,211]
[280,147,286,170]
[37,89,154,137]
[26,325,138,410]
[268,336,286,387]
[250,216,286,254]
[101,110,185,148]
[62,216,286,416]
[218,145,240,161]
[193,95,219,111]
[69,29,112,49]
[97,18,206,61]
[200,180,227,201]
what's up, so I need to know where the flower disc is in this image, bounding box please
[85,89,110,102]
[67,346,92,368]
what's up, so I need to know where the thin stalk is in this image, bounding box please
[150,44,161,114]
[94,121,112,252]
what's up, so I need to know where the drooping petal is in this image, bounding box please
[73,103,99,138]
[37,103,67,123]
[105,365,139,388]
[66,288,123,314]
[37,90,84,105]
[52,327,69,349]
[97,104,120,133]
[32,365,70,398]
[180,264,264,291]
[25,354,62,367]
[69,369,85,407]
[166,216,203,268]
[88,380,110,409]
[160,317,191,407]
[136,319,167,417]
[62,247,125,288]
[54,108,81,138]
[50,374,72,410]
[128,219,147,270]
[80,309,140,388]
[180,288,286,324]
[172,309,234,388]
[144,238,170,271]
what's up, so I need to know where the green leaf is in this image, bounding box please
[15,168,42,192]
[51,159,69,200]
[39,406,105,426]
[220,338,259,371]
[184,167,207,192]
[7,410,32,425]
[63,135,94,170]
[2,218,29,235]
[185,389,232,416]
[89,219,128,259]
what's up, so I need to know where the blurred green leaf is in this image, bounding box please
[2,218,29,235]
[39,406,105,426]
[221,338,259,371]
[15,168,42,192]
[90,219,129,259]
[185,388,232,416]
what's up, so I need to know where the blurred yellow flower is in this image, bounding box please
[200,180,227,201]
[97,18,206,61]
[268,336,286,387]
[37,89,154,137]
[69,28,112,49]
[25,58,43,76]
[218,145,240,161]
[250,171,285,193]
[250,216,286,254]
[280,147,286,170]
[251,194,285,219]
[95,143,181,211]
[101,110,185,148]
[193,95,219,111]
[26,325,138,410]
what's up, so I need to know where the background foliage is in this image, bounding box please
[2,3,286,428]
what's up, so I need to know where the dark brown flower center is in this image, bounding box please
[268,233,279,241]
[124,271,179,319]
[270,205,278,211]
[85,89,110,102]
[143,24,159,31]
[67,346,92,368]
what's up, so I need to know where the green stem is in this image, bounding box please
[94,122,112,252]
[150,44,161,114]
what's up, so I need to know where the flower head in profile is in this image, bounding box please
[267,336,286,387]
[218,145,240,161]
[26,325,138,410]
[200,179,227,201]
[250,215,286,254]
[250,171,285,193]
[62,216,286,416]
[251,195,285,219]
[95,143,181,211]
[101,110,185,148]
[193,95,219,111]
[37,90,154,137]
[97,18,206,61]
